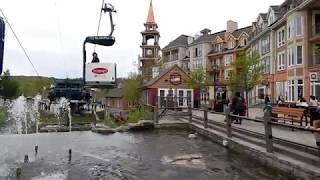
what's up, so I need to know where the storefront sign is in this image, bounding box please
[170,73,182,85]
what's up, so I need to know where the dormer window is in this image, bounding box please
[228,40,235,49]
[240,38,247,47]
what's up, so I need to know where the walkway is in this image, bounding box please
[159,108,317,148]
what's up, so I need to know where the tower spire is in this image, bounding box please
[146,0,155,24]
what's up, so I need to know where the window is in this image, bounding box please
[297,46,303,65]
[315,14,320,34]
[261,37,270,55]
[276,81,286,100]
[224,55,233,66]
[288,80,294,101]
[314,44,320,65]
[224,69,232,80]
[296,16,303,36]
[194,47,202,57]
[277,51,285,71]
[262,57,270,74]
[277,27,286,47]
[297,79,303,99]
[311,82,320,100]
[268,14,274,26]
[288,79,304,101]
[288,47,295,67]
[192,59,202,69]
[288,15,303,39]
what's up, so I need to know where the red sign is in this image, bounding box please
[92,68,108,75]
[170,73,182,85]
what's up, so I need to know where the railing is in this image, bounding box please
[157,105,320,156]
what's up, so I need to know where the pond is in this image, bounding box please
[0,130,296,180]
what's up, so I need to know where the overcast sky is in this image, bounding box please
[1,0,284,78]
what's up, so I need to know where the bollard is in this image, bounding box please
[35,145,38,155]
[188,104,192,123]
[225,107,232,138]
[68,149,72,161]
[204,105,208,128]
[263,110,274,153]
[24,155,29,163]
[16,167,22,179]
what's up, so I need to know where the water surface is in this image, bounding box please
[0,130,296,180]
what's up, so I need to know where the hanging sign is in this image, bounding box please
[85,63,116,84]
[169,73,182,85]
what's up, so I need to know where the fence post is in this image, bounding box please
[264,110,274,153]
[225,106,232,138]
[188,103,192,123]
[154,102,159,124]
[204,105,208,128]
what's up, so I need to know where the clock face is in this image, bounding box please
[147,49,153,55]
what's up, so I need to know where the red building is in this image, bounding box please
[144,65,199,108]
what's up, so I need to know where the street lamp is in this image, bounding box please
[212,62,219,110]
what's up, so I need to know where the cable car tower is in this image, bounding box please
[83,2,117,88]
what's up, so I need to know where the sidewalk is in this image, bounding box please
[189,109,316,147]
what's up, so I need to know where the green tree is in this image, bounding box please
[0,70,19,100]
[187,69,209,106]
[123,73,143,107]
[228,51,262,114]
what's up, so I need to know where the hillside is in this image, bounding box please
[11,76,54,97]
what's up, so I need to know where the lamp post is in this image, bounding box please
[212,63,219,110]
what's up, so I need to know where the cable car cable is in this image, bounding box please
[93,0,105,52]
[0,8,41,78]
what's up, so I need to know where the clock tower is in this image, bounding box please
[139,0,160,80]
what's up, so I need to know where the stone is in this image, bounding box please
[92,127,115,135]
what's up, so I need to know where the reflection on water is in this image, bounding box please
[0,130,297,180]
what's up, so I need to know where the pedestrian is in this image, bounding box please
[264,95,270,105]
[309,96,318,107]
[231,92,245,124]
[306,120,320,150]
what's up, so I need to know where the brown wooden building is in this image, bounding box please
[144,65,199,108]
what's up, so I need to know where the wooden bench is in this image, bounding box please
[272,107,305,127]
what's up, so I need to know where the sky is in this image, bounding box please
[1,0,284,78]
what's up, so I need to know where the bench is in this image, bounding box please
[272,107,305,127]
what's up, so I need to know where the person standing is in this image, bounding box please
[231,92,245,124]
[264,95,270,106]
[306,120,320,150]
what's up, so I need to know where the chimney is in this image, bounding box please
[200,28,211,35]
[226,20,238,33]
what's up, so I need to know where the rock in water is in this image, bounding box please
[188,133,196,139]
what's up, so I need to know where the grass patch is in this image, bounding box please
[39,111,58,124]
[71,113,95,124]
[104,117,119,128]
[97,111,105,120]
[127,107,153,124]
[39,111,96,124]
